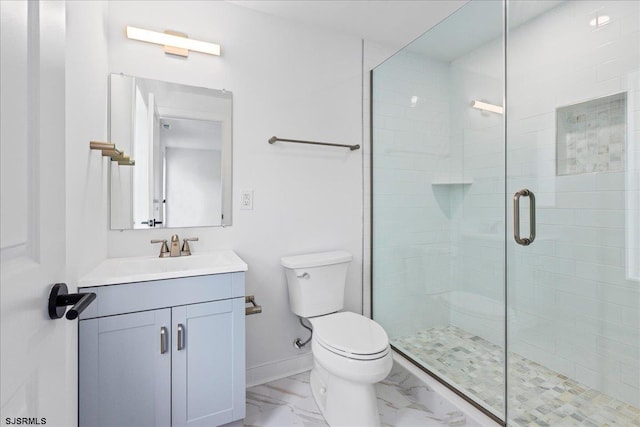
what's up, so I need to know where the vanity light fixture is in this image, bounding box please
[125,26,221,57]
[589,14,610,28]
[471,100,504,115]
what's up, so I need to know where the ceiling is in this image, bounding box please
[228,0,469,49]
[408,0,564,61]
[229,1,566,62]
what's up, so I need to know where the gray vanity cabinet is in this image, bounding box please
[78,273,246,427]
[79,309,172,427]
[172,298,245,427]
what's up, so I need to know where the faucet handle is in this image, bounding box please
[181,237,199,256]
[151,239,170,258]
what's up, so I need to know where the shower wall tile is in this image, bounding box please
[372,51,454,336]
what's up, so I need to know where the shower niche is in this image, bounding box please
[556,92,627,176]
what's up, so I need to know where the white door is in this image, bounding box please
[0,1,72,426]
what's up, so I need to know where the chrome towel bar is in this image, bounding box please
[268,136,360,151]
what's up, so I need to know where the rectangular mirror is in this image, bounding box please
[109,74,232,229]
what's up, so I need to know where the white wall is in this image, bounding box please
[62,0,472,390]
[66,1,110,282]
[101,1,363,383]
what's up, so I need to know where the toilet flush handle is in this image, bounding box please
[297,272,310,279]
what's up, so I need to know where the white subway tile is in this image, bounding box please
[597,282,640,307]
[620,305,640,329]
[596,334,640,361]
[597,172,625,191]
[577,262,629,287]
[621,361,640,388]
[536,208,575,225]
[573,209,625,228]
[555,242,624,266]
[556,191,625,210]
[556,174,599,192]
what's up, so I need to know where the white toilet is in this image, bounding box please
[281,251,393,427]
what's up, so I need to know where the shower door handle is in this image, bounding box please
[513,189,536,246]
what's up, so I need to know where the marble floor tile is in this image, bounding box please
[395,326,640,427]
[245,363,481,427]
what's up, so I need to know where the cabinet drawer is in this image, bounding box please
[79,272,245,319]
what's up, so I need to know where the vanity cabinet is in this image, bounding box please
[78,272,245,427]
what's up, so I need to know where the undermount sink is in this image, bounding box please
[78,250,248,287]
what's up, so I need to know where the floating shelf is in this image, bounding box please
[90,141,135,166]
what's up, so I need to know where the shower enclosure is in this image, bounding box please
[371,0,639,425]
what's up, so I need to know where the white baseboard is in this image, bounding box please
[246,352,314,388]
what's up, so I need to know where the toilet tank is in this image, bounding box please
[281,251,352,318]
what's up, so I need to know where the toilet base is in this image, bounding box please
[310,361,382,427]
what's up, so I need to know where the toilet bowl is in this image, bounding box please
[281,251,392,427]
[308,312,393,427]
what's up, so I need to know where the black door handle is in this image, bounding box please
[48,283,96,320]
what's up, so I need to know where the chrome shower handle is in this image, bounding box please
[513,189,536,246]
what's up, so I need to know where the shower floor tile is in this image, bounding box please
[245,362,482,427]
[395,326,640,427]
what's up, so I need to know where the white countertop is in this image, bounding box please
[78,250,248,287]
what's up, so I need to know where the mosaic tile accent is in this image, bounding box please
[395,326,640,427]
[556,92,627,175]
[245,362,482,427]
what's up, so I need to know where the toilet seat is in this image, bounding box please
[309,312,390,361]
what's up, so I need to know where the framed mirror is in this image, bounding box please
[109,74,232,229]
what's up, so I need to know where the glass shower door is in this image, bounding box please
[506,1,640,425]
[371,0,507,421]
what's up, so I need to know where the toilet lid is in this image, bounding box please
[310,312,389,358]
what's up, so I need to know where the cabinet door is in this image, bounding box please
[172,298,245,427]
[79,309,171,427]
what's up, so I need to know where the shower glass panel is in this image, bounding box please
[371,0,507,420]
[506,1,640,425]
[373,0,640,424]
